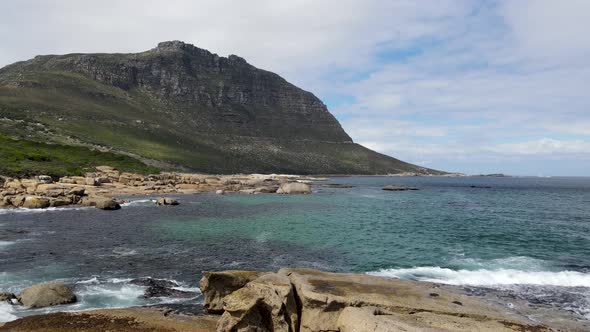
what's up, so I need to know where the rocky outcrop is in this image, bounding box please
[218,273,299,332]
[18,282,76,308]
[276,182,311,194]
[200,268,555,332]
[199,270,269,314]
[0,167,327,211]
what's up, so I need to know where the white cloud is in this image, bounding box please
[1,1,590,175]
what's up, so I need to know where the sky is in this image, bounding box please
[1,0,589,176]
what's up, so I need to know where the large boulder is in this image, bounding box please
[218,273,298,332]
[18,282,77,308]
[276,182,311,194]
[156,197,179,206]
[199,270,268,314]
[49,197,73,207]
[81,197,121,210]
[22,196,50,209]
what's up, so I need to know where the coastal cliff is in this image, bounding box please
[0,41,437,175]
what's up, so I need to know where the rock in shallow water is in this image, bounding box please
[81,197,121,210]
[382,185,419,191]
[276,182,311,194]
[18,282,77,308]
[129,278,198,299]
[156,197,179,206]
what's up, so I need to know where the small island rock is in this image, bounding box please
[276,182,311,194]
[382,185,419,191]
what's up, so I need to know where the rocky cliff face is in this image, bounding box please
[0,41,436,174]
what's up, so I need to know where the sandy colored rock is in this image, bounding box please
[81,197,121,210]
[276,182,311,194]
[18,282,76,308]
[49,197,72,207]
[199,270,268,314]
[22,196,50,209]
[218,273,298,332]
[278,268,551,332]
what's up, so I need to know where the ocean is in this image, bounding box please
[1,176,590,322]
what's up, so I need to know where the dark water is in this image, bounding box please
[1,176,590,321]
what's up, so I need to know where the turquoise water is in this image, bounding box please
[154,177,590,273]
[1,176,590,320]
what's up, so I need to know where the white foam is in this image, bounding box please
[0,240,15,247]
[121,199,154,207]
[172,286,201,293]
[76,277,100,285]
[0,206,91,215]
[0,302,17,323]
[368,267,590,287]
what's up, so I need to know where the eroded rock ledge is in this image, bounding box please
[201,268,557,332]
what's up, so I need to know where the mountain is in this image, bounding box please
[0,41,438,175]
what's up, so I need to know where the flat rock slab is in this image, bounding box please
[0,307,218,332]
[278,268,553,332]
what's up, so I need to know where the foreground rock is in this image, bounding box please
[218,273,298,332]
[0,307,219,332]
[382,184,419,191]
[199,270,268,314]
[198,268,563,332]
[18,282,76,308]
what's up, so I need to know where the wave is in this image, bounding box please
[0,240,16,247]
[0,303,18,322]
[368,266,590,287]
[121,199,154,207]
[0,206,92,215]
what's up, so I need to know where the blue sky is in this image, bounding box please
[1,0,590,175]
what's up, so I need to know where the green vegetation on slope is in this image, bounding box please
[0,134,159,178]
[0,43,439,175]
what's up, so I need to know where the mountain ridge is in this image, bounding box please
[0,41,440,175]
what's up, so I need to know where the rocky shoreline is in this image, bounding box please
[2,269,586,331]
[0,166,317,211]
